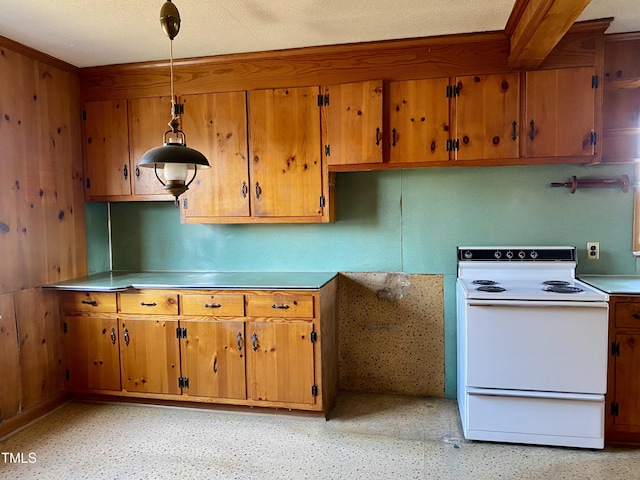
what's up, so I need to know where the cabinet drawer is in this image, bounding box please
[181,294,245,316]
[615,302,640,328]
[118,293,179,315]
[246,293,314,318]
[61,291,117,313]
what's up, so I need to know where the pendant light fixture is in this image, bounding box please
[138,0,209,206]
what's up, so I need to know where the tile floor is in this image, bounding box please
[1,393,639,479]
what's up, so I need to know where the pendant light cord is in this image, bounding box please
[170,39,176,120]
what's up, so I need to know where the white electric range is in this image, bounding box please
[456,246,609,449]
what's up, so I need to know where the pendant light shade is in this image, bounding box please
[138,0,210,205]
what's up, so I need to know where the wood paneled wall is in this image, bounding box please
[0,37,85,437]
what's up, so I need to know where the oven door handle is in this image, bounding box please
[468,300,608,308]
[466,387,605,401]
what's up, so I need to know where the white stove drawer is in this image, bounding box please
[463,390,604,449]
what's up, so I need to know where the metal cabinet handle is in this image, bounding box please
[511,121,517,141]
[123,328,130,346]
[81,300,98,306]
[237,332,243,351]
[205,303,222,309]
[135,166,140,179]
[241,181,248,198]
[255,182,262,199]
[251,332,258,351]
[140,302,157,307]
[123,164,128,180]
[529,120,535,140]
[391,128,397,147]
[272,304,290,309]
[375,127,381,146]
[110,327,116,345]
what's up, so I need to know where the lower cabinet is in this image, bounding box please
[607,296,640,443]
[59,280,338,415]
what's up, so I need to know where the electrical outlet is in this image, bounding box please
[587,242,600,260]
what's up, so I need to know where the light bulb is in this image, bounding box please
[163,162,188,182]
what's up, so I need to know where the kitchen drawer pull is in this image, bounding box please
[123,328,130,346]
[81,300,98,306]
[391,128,397,147]
[529,120,535,140]
[255,182,261,199]
[511,121,517,141]
[237,332,243,351]
[251,332,258,351]
[272,304,290,309]
[110,327,116,345]
[204,303,222,309]
[140,302,157,307]
[632,313,640,320]
[375,127,381,146]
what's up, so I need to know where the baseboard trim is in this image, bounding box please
[0,392,71,441]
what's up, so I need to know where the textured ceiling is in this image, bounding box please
[0,0,637,68]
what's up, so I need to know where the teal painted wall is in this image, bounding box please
[86,163,639,398]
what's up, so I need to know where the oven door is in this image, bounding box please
[464,300,608,394]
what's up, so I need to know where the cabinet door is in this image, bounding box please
[389,78,450,163]
[612,332,640,432]
[120,318,181,394]
[129,96,175,198]
[525,67,596,158]
[248,87,323,218]
[323,81,383,165]
[453,73,520,161]
[83,99,131,197]
[181,92,250,218]
[180,320,246,399]
[63,315,121,391]
[246,322,316,405]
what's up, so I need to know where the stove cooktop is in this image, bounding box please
[457,278,608,301]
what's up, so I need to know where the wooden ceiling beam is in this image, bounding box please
[505,0,591,69]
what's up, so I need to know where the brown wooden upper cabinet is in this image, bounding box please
[82,99,131,199]
[452,73,520,161]
[83,98,173,201]
[524,66,597,160]
[389,78,450,163]
[248,86,326,220]
[179,91,251,221]
[322,80,384,165]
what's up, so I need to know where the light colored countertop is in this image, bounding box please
[44,271,338,291]
[579,275,640,295]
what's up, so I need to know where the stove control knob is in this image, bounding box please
[518,250,526,259]
[464,250,472,259]
[506,250,514,259]
[494,250,502,259]
[530,250,538,259]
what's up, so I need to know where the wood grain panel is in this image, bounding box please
[389,78,450,163]
[118,293,179,315]
[0,293,21,423]
[15,289,64,410]
[61,291,117,313]
[181,293,245,316]
[613,332,640,430]
[246,293,314,318]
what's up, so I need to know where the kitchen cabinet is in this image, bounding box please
[179,91,251,221]
[388,78,450,163]
[82,99,131,198]
[452,73,520,161]
[322,80,384,166]
[524,66,597,160]
[82,97,173,201]
[606,296,640,443]
[248,86,327,220]
[61,292,120,392]
[118,292,181,395]
[56,274,338,414]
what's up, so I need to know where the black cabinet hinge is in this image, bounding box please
[311,385,318,397]
[182,198,188,210]
[447,139,459,152]
[612,342,620,356]
[590,131,597,146]
[319,196,325,208]
[178,377,190,389]
[324,145,331,156]
[446,85,460,98]
[176,327,187,339]
[592,75,599,88]
[317,94,329,106]
[173,103,184,115]
[310,330,317,343]
[611,402,619,416]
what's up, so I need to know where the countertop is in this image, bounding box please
[579,275,640,295]
[44,271,338,291]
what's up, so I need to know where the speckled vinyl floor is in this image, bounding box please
[1,393,639,480]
